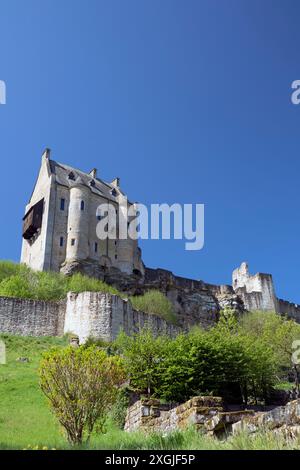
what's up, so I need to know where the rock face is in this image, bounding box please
[60,262,300,329]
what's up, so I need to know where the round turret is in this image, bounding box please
[66,184,90,261]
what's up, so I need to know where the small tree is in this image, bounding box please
[39,346,125,445]
[115,328,168,396]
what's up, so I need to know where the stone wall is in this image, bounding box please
[232,399,300,438]
[278,299,300,323]
[0,292,180,343]
[124,396,253,436]
[0,296,65,337]
[232,262,278,311]
[64,292,181,343]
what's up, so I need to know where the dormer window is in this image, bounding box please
[111,188,117,197]
[90,180,96,187]
[68,171,75,181]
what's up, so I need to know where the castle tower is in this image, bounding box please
[21,149,145,278]
[66,184,90,262]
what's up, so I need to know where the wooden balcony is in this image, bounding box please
[22,198,44,240]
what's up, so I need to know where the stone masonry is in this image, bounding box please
[0,292,180,343]
[124,396,254,437]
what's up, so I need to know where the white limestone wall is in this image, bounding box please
[232,262,278,311]
[21,152,53,271]
[0,296,66,337]
[66,185,90,261]
[50,185,69,271]
[64,291,180,344]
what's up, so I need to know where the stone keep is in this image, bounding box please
[21,149,144,276]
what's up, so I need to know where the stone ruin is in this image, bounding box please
[124,396,300,440]
[0,262,300,342]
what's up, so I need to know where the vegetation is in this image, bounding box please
[0,261,120,300]
[1,328,300,449]
[0,262,175,322]
[130,290,177,324]
[39,346,125,445]
[116,310,300,404]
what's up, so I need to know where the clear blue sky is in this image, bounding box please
[0,0,299,302]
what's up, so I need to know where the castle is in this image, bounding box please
[1,149,299,342]
[21,149,144,277]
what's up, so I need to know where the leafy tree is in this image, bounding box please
[39,346,125,445]
[240,311,300,394]
[115,329,169,396]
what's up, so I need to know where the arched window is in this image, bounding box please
[80,200,85,211]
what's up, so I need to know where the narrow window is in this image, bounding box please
[60,237,64,247]
[81,200,85,211]
[97,215,102,221]
[115,254,118,260]
[94,242,98,253]
[60,198,65,211]
[71,239,75,246]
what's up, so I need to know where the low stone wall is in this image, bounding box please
[124,396,256,436]
[0,296,65,337]
[125,396,224,434]
[232,399,300,438]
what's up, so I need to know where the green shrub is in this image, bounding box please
[39,346,125,445]
[130,290,177,324]
[115,313,279,404]
[110,387,130,429]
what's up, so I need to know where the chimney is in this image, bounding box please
[89,168,97,178]
[42,148,51,160]
[111,177,120,188]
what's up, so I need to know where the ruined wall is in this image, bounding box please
[64,292,181,343]
[0,296,65,337]
[124,397,257,436]
[277,299,300,323]
[0,292,180,343]
[232,262,278,311]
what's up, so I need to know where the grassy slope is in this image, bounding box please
[0,334,299,450]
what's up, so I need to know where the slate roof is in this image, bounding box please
[49,159,122,202]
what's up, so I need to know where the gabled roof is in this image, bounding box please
[49,159,123,202]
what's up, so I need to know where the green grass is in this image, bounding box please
[0,261,120,301]
[0,334,299,450]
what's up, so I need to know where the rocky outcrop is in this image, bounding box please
[60,261,300,329]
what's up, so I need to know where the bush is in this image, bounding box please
[130,290,177,324]
[110,387,130,429]
[39,346,125,445]
[115,312,280,404]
